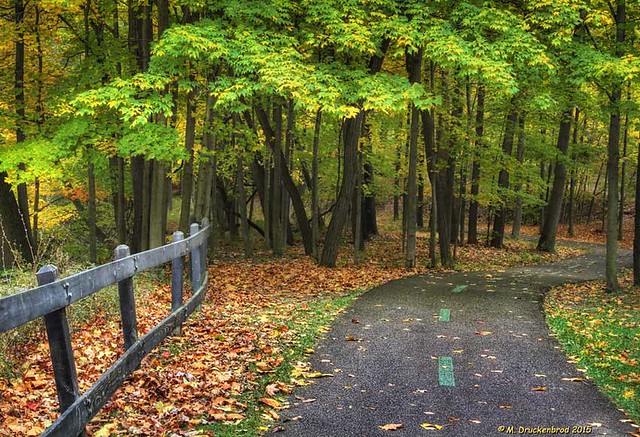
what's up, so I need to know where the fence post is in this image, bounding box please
[114,245,138,350]
[201,218,209,277]
[171,231,184,335]
[37,265,81,415]
[190,223,201,293]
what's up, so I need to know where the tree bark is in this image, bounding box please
[320,114,364,266]
[618,109,629,240]
[319,41,389,266]
[511,115,526,238]
[468,86,484,245]
[634,142,640,285]
[605,0,625,292]
[255,106,314,255]
[538,109,573,252]
[0,173,32,268]
[312,109,322,258]
[178,90,197,233]
[87,153,98,263]
[491,106,518,248]
[361,123,378,240]
[404,47,422,268]
[149,161,166,248]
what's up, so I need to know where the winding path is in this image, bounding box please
[272,245,635,436]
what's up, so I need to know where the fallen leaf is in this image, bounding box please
[475,331,493,336]
[421,422,444,430]
[532,386,547,391]
[379,423,404,431]
[560,377,584,382]
[260,397,282,408]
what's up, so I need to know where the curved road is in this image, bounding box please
[272,246,635,436]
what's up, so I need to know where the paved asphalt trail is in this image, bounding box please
[272,246,636,436]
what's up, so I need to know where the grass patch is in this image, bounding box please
[199,291,364,436]
[545,270,640,422]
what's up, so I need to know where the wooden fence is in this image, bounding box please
[0,221,210,436]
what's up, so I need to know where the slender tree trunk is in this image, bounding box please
[320,114,364,266]
[538,109,573,252]
[393,143,401,221]
[634,141,640,285]
[511,115,526,238]
[604,0,625,292]
[14,0,33,258]
[149,161,166,248]
[491,106,518,248]
[179,89,197,232]
[319,41,388,266]
[354,151,363,263]
[422,74,438,265]
[405,48,422,268]
[312,109,322,258]
[195,93,216,221]
[131,156,144,252]
[618,110,629,240]
[87,152,98,263]
[271,104,284,255]
[254,107,314,255]
[361,123,378,239]
[568,110,580,238]
[284,100,295,247]
[235,115,251,258]
[587,161,604,224]
[468,86,484,245]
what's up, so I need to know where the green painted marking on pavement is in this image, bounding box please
[438,356,455,386]
[451,285,468,293]
[439,308,451,322]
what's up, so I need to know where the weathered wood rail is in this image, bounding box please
[0,221,210,436]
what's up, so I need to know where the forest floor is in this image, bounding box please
[0,217,633,436]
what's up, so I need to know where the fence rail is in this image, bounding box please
[0,221,210,437]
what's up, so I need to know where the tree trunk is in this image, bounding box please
[179,89,197,233]
[568,110,580,238]
[538,109,573,252]
[320,114,363,267]
[468,85,484,244]
[511,115,526,238]
[0,173,32,268]
[618,110,629,240]
[587,161,604,224]
[318,41,388,266]
[605,0,625,292]
[255,106,314,255]
[195,93,216,222]
[634,142,640,285]
[361,124,378,240]
[404,47,422,268]
[14,0,33,257]
[491,107,518,248]
[87,151,98,263]
[312,109,322,258]
[149,161,166,248]
[236,127,252,258]
[422,80,438,265]
[109,157,126,243]
[393,143,401,221]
